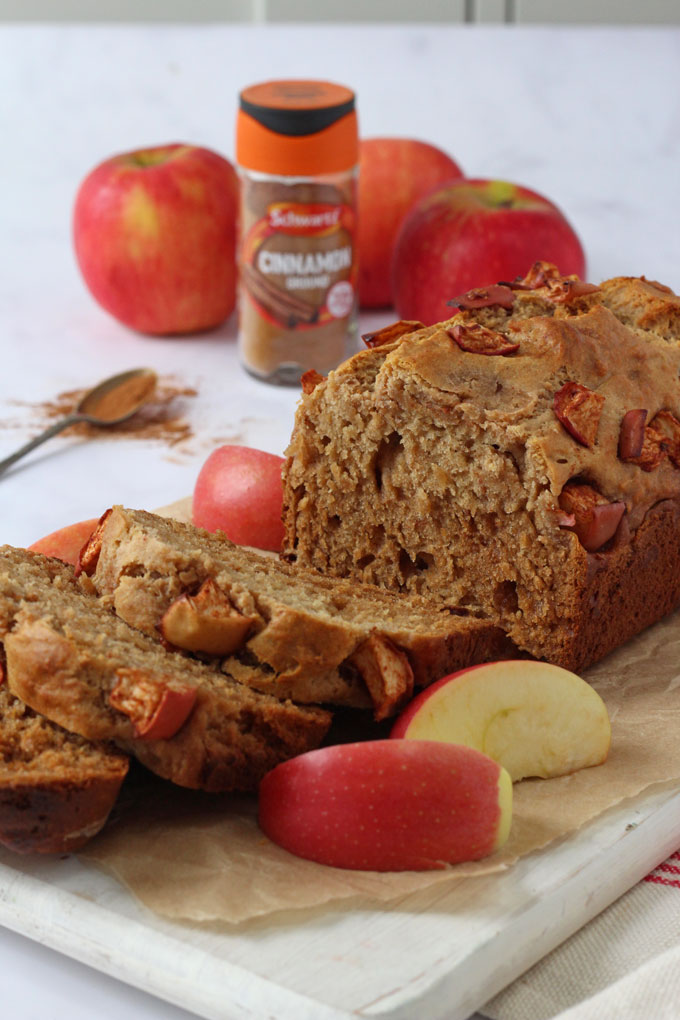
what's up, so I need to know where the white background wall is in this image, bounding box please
[1,0,679,22]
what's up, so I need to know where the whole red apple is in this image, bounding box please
[73,143,239,335]
[192,444,285,551]
[358,138,463,309]
[392,178,586,325]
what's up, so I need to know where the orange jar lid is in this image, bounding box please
[237,80,358,176]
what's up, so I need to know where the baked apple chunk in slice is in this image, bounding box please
[348,632,414,721]
[558,482,625,552]
[159,578,257,655]
[391,660,611,782]
[109,668,197,740]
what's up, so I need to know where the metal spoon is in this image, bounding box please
[0,367,158,477]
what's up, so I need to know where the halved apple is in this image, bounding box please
[391,660,611,782]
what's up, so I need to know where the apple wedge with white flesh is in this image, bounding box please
[258,740,512,872]
[391,661,611,782]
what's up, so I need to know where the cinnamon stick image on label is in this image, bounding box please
[240,263,319,327]
[237,177,358,382]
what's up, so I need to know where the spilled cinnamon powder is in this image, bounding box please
[6,377,198,447]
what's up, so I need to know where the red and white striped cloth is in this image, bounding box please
[644,849,680,890]
[481,850,680,1020]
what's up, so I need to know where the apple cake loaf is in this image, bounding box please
[282,266,680,671]
[0,668,128,854]
[77,506,512,719]
[0,545,330,792]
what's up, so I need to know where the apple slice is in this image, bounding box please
[258,740,512,871]
[75,508,112,576]
[391,660,611,782]
[348,633,414,721]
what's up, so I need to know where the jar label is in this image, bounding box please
[240,199,356,330]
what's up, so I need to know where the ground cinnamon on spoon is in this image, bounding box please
[83,373,158,423]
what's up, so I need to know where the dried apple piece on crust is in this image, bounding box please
[622,423,667,472]
[361,319,425,349]
[446,284,515,310]
[618,409,648,460]
[553,382,605,447]
[503,261,599,304]
[300,370,326,394]
[649,410,680,467]
[504,260,563,290]
[447,322,520,356]
[547,279,600,304]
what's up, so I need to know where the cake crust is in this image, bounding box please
[0,677,128,854]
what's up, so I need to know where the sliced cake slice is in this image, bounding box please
[78,506,514,720]
[0,663,128,854]
[0,546,330,793]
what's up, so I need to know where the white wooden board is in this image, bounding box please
[1,782,679,1020]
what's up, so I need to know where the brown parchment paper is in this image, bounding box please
[78,498,680,924]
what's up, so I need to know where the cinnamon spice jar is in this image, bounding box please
[236,80,359,385]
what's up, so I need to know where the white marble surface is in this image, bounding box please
[1,22,679,1020]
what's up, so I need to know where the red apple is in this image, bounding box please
[73,143,238,335]
[258,740,512,871]
[391,661,611,781]
[28,517,100,567]
[192,445,285,551]
[358,138,463,309]
[392,178,586,325]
